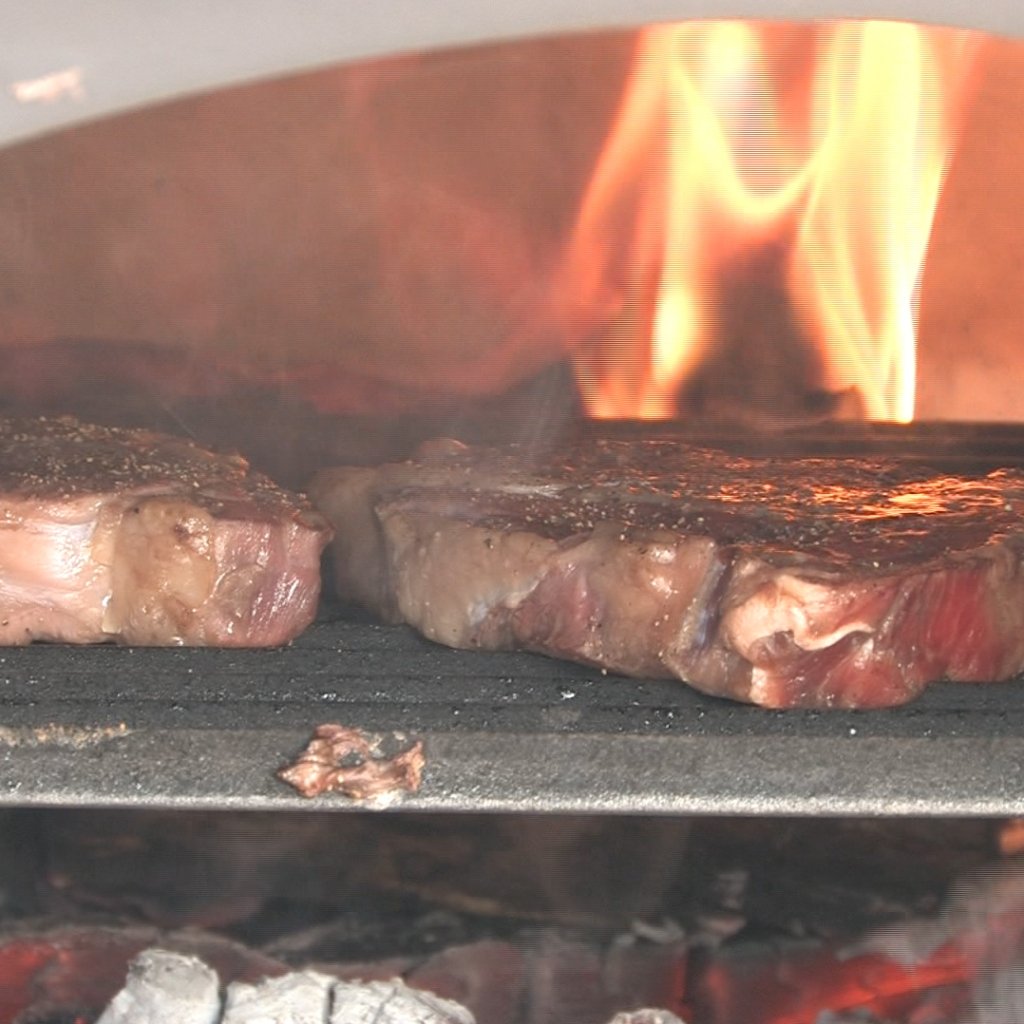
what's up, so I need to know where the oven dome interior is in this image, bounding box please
[0,22,1020,484]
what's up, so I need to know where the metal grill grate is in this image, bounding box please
[1,602,1023,815]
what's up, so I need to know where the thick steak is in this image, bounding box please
[0,417,330,646]
[311,438,1024,709]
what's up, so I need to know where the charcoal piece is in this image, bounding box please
[94,949,220,1024]
[329,978,475,1024]
[223,971,333,1024]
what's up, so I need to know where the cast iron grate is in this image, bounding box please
[0,420,1023,815]
[0,601,1022,815]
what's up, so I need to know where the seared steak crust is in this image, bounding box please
[311,438,1024,708]
[0,417,330,646]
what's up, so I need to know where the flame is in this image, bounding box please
[561,20,979,421]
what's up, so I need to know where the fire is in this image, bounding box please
[561,20,979,421]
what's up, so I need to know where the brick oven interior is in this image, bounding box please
[2,7,1024,1023]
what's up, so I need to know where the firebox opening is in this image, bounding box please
[0,810,1019,1024]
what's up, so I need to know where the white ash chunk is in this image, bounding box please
[606,1012,688,1024]
[96,951,479,1024]
[330,978,475,1024]
[223,971,334,1024]
[95,949,221,1024]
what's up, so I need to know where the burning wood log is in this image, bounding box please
[692,854,1024,1024]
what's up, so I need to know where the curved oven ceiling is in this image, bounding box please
[0,0,1021,149]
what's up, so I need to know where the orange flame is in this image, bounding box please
[561,20,979,421]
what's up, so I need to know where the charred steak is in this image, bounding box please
[0,417,330,646]
[311,438,1024,709]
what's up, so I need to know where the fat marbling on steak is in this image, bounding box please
[0,417,330,646]
[311,437,1024,709]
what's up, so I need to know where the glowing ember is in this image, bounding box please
[560,21,980,421]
